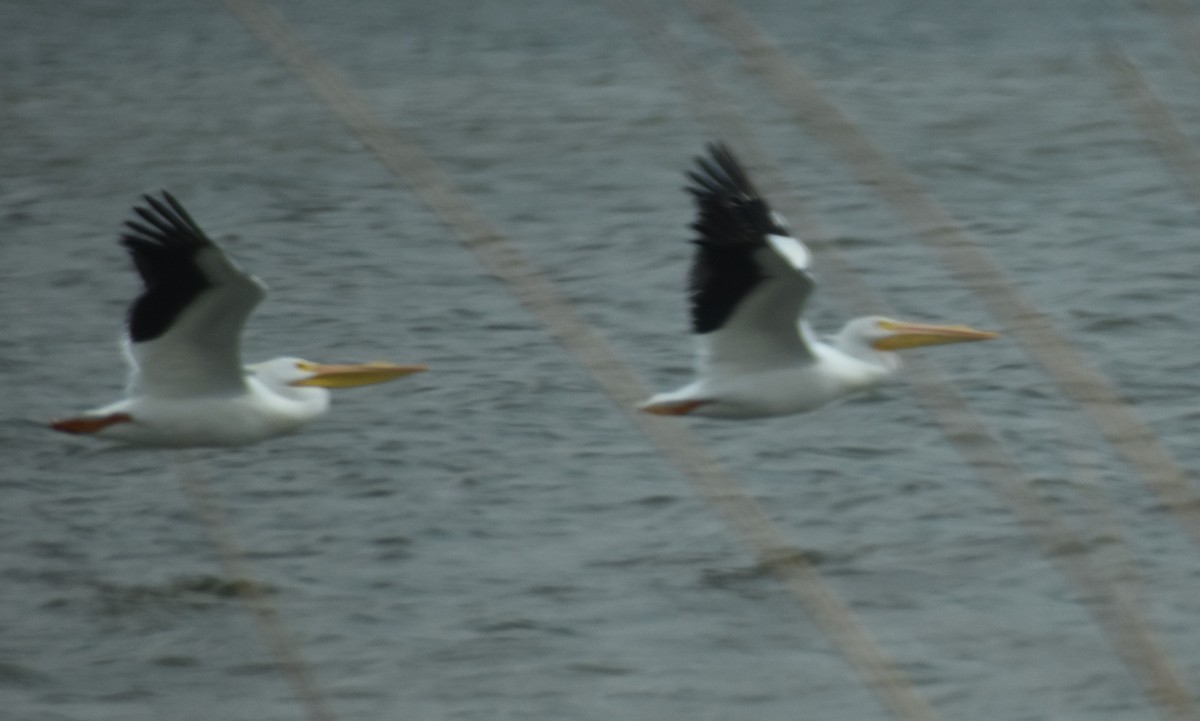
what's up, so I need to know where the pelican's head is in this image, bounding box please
[837,316,998,360]
[249,357,428,391]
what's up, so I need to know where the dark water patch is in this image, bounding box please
[471,617,579,637]
[91,575,272,616]
[153,655,201,668]
[240,486,323,501]
[349,486,399,499]
[1072,309,1186,332]
[372,534,413,553]
[702,549,833,588]
[0,661,53,688]
[223,661,284,676]
[566,661,635,676]
[633,493,679,508]
[98,686,154,702]
[526,584,583,602]
[698,564,777,600]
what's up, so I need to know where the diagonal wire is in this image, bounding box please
[177,453,340,721]
[1099,44,1200,210]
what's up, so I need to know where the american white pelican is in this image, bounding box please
[50,192,426,447]
[640,143,997,419]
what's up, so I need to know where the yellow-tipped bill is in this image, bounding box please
[290,361,428,388]
[870,320,998,351]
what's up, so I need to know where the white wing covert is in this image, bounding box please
[120,192,267,398]
[684,144,817,376]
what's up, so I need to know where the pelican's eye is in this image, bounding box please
[295,361,317,372]
[875,319,900,332]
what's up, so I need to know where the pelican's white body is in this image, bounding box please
[643,320,897,419]
[79,358,332,447]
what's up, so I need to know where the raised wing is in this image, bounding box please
[684,143,816,375]
[119,192,267,397]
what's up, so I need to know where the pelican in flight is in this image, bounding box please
[640,143,997,419]
[50,192,426,447]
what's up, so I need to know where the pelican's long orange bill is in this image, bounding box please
[870,321,999,351]
[290,361,428,388]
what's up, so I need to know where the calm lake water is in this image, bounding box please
[3,1,1199,720]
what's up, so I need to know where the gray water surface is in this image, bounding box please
[3,1,1199,720]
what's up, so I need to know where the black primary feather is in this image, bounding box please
[119,192,214,343]
[685,143,788,334]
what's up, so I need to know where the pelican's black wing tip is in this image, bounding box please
[684,142,785,245]
[120,190,209,250]
[688,141,757,198]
